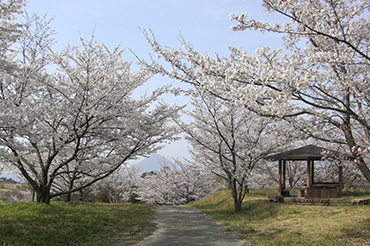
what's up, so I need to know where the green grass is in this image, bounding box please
[0,201,155,246]
[191,189,370,246]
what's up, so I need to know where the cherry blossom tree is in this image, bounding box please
[137,158,216,205]
[0,0,25,59]
[140,0,370,183]
[0,13,180,203]
[229,0,370,182]
[92,164,141,203]
[177,90,295,211]
[0,0,29,181]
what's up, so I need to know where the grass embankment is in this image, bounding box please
[0,202,155,246]
[191,189,370,246]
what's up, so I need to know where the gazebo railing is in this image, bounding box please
[304,182,342,198]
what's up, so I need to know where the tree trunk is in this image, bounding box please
[65,179,75,202]
[353,156,370,183]
[36,185,51,204]
[342,120,370,183]
[233,197,242,212]
[344,127,370,183]
[65,192,72,202]
[79,189,84,201]
[340,88,370,183]
[231,181,242,212]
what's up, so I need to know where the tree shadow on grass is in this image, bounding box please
[342,217,370,243]
[239,200,281,220]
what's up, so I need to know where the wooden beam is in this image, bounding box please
[311,160,315,184]
[338,165,343,198]
[307,160,311,198]
[283,160,286,190]
[307,160,311,188]
[278,160,282,195]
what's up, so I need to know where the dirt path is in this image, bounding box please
[134,206,248,246]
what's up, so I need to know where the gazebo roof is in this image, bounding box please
[265,145,329,161]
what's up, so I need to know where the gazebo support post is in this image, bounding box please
[306,160,311,198]
[283,160,286,190]
[278,160,283,196]
[278,160,289,197]
[311,160,315,185]
[339,165,343,197]
[282,160,289,196]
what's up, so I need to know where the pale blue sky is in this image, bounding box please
[25,0,285,160]
[25,0,284,57]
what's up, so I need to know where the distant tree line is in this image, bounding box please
[0,177,17,184]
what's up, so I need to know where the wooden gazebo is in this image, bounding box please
[266,145,344,199]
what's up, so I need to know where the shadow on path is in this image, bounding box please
[134,206,248,246]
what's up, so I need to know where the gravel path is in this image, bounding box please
[134,206,248,246]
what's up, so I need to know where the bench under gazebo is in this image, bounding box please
[266,145,345,199]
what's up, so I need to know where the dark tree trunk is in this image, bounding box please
[65,179,75,202]
[341,113,370,183]
[233,196,242,212]
[231,180,243,212]
[65,192,72,202]
[36,185,51,204]
[341,89,370,183]
[79,189,84,201]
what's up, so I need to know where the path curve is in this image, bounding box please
[134,206,248,246]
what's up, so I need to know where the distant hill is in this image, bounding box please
[138,154,172,174]
[0,172,22,183]
[0,176,17,183]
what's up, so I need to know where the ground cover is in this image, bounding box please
[0,201,155,246]
[0,182,32,202]
[191,189,370,246]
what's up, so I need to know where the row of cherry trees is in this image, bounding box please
[70,152,366,206]
[2,0,369,209]
[137,159,219,205]
[0,0,180,204]
[57,160,219,204]
[137,0,370,211]
[140,0,370,183]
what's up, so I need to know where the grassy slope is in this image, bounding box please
[0,202,155,246]
[191,189,370,246]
